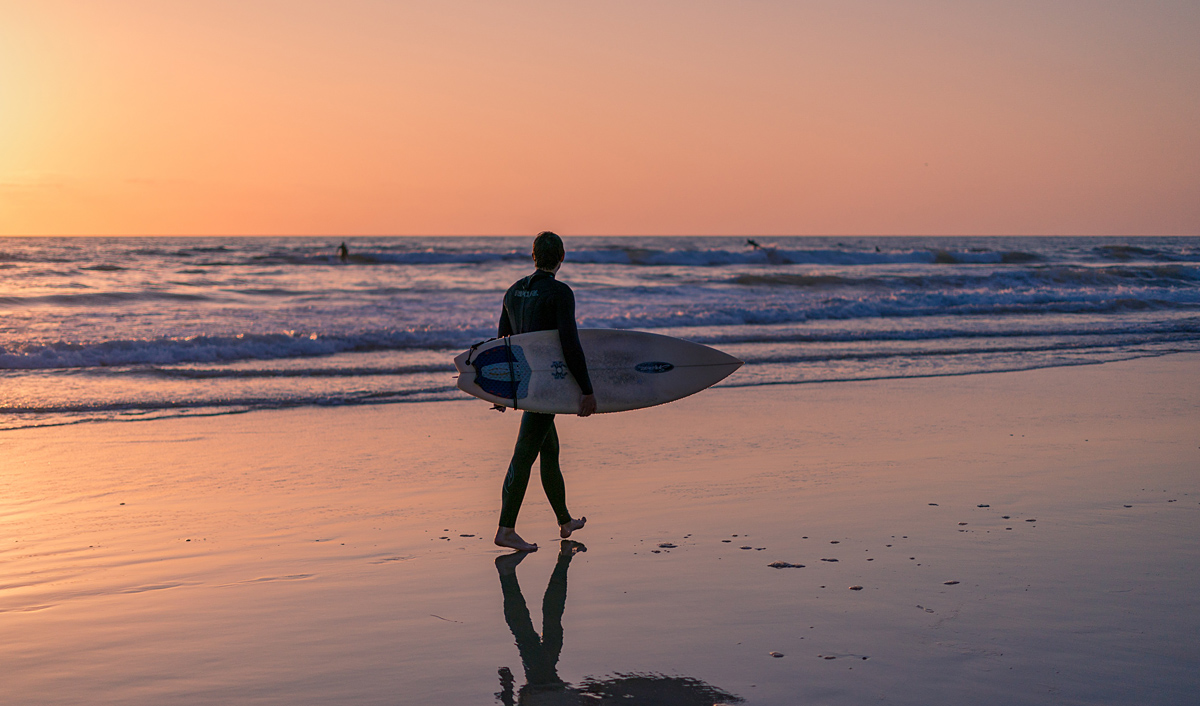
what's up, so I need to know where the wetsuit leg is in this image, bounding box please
[538,421,572,526]
[499,412,556,528]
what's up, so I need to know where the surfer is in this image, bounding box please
[337,242,349,262]
[493,231,594,552]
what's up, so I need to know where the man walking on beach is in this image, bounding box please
[494,231,595,552]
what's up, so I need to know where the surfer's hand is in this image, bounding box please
[492,404,506,413]
[578,394,596,417]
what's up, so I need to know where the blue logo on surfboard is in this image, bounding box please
[551,361,567,380]
[635,361,674,374]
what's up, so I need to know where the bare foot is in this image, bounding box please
[559,539,587,557]
[494,550,530,576]
[495,527,538,552]
[559,516,586,539]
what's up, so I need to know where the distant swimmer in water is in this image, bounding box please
[337,242,349,262]
[746,238,785,265]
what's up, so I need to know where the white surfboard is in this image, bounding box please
[454,329,742,414]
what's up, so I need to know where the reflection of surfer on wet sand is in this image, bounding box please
[495,542,744,705]
[495,542,577,702]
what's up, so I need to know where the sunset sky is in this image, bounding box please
[2,1,1198,236]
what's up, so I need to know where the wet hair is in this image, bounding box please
[532,231,565,270]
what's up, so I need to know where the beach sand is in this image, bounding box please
[2,354,1198,705]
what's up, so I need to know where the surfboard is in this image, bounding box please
[454,329,742,414]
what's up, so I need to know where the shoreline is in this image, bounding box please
[3,347,1195,434]
[2,353,1198,704]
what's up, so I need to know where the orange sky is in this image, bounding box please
[2,1,1198,236]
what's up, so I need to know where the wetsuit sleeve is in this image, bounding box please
[498,294,514,338]
[556,286,593,396]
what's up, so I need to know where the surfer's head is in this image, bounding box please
[533,231,565,271]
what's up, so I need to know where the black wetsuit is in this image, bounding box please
[497,270,591,529]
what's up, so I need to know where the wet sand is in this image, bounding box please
[2,354,1198,705]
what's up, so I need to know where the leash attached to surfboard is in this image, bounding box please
[504,337,518,410]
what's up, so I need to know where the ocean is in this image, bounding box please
[2,235,1198,430]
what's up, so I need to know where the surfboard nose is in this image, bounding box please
[715,350,744,367]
